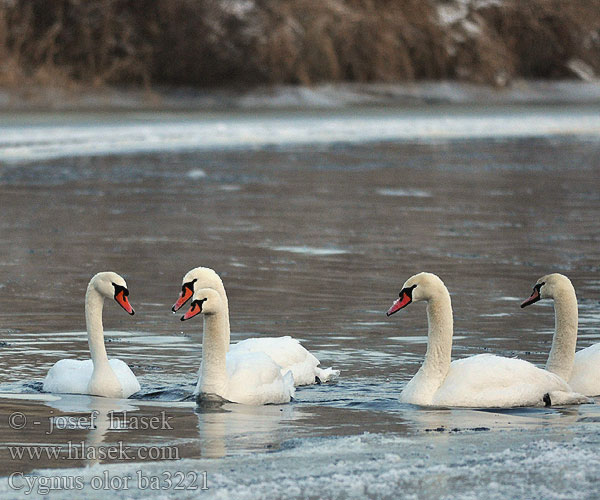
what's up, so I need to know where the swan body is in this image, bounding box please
[409,353,580,407]
[570,344,600,396]
[43,272,140,399]
[43,359,140,397]
[173,267,338,386]
[195,351,295,406]
[521,273,600,396]
[387,272,588,408]
[178,268,295,405]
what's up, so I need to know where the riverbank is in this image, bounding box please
[1,80,600,112]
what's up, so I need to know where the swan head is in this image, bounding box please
[386,272,447,316]
[172,267,226,312]
[180,288,224,321]
[521,273,574,308]
[89,272,134,315]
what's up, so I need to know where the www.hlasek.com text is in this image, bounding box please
[9,442,179,461]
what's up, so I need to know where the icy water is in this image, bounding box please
[0,106,599,498]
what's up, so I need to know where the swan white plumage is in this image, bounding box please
[521,273,600,397]
[43,272,140,398]
[172,267,338,386]
[178,272,295,405]
[386,272,588,407]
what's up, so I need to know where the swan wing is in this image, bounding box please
[230,336,338,386]
[42,358,139,398]
[224,351,295,405]
[432,354,577,408]
[43,359,93,395]
[108,359,141,398]
[314,366,340,383]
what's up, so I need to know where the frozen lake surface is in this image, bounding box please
[0,105,599,498]
[1,105,600,163]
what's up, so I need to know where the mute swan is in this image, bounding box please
[172,267,338,385]
[521,273,600,397]
[178,276,295,405]
[386,272,588,407]
[43,272,140,399]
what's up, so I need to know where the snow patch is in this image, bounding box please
[2,107,600,164]
[187,169,207,179]
[377,188,432,198]
[566,59,596,82]
[271,246,348,256]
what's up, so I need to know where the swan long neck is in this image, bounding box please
[200,311,230,395]
[422,291,453,384]
[85,285,111,367]
[546,288,578,381]
[218,289,231,352]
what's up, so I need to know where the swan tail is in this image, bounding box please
[315,367,340,384]
[546,390,591,406]
[283,370,296,398]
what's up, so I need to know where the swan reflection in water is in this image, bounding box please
[37,391,300,463]
[195,400,298,458]
[43,394,139,467]
[399,404,583,436]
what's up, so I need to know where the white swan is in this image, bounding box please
[43,272,140,399]
[172,267,338,385]
[386,272,588,407]
[178,273,295,405]
[521,273,600,397]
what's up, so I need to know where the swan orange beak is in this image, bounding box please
[181,300,202,321]
[387,292,412,316]
[172,287,193,312]
[520,287,541,308]
[115,290,135,315]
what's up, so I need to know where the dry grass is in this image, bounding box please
[0,0,598,89]
[251,0,451,84]
[479,0,600,79]
[0,0,151,87]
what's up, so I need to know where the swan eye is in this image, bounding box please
[520,281,544,308]
[112,282,134,315]
[401,284,417,298]
[182,279,197,294]
[112,283,129,297]
[192,298,207,312]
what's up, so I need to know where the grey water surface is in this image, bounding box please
[0,106,599,499]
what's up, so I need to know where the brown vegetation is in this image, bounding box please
[0,0,599,89]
